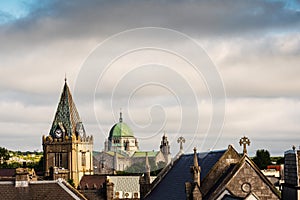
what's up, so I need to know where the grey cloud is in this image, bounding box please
[0,0,300,155]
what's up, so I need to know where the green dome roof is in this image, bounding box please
[108,112,134,139]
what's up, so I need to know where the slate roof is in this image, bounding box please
[145,149,226,200]
[79,175,106,190]
[0,179,87,200]
[49,81,83,138]
[109,176,156,194]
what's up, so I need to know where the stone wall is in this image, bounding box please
[227,161,279,200]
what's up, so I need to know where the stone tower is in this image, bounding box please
[159,132,171,164]
[42,80,93,187]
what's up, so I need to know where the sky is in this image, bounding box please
[0,0,300,156]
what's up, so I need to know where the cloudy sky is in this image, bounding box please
[0,0,300,156]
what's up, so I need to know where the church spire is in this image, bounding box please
[191,147,201,186]
[49,80,82,138]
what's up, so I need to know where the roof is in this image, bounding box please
[0,179,87,200]
[108,112,134,139]
[109,176,156,194]
[49,81,83,138]
[79,175,106,190]
[0,168,15,178]
[206,155,281,199]
[145,149,226,200]
[132,151,159,158]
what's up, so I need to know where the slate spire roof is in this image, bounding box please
[49,80,83,138]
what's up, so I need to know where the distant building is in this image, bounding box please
[142,143,280,200]
[42,80,93,187]
[79,154,156,199]
[261,165,283,191]
[94,113,171,174]
[282,146,300,200]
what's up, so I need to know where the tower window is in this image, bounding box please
[82,152,86,167]
[55,153,63,168]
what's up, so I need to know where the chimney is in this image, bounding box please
[140,152,151,199]
[105,177,114,200]
[15,168,29,187]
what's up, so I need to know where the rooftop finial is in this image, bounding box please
[239,136,250,155]
[191,147,201,186]
[119,109,123,123]
[193,147,199,167]
[64,73,67,83]
[177,136,185,152]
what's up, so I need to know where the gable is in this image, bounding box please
[201,145,241,196]
[210,157,280,200]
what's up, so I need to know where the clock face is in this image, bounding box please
[55,128,62,138]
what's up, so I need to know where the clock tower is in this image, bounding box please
[42,79,93,186]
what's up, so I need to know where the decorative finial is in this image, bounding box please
[177,136,186,152]
[64,73,67,83]
[293,145,296,151]
[191,147,200,185]
[239,136,250,155]
[193,147,198,167]
[119,109,123,123]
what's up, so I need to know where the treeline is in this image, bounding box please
[0,147,43,172]
[251,149,284,170]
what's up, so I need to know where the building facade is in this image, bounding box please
[94,113,171,174]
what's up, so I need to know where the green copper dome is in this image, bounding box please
[108,112,134,139]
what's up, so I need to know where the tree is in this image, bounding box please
[0,147,10,167]
[252,149,271,169]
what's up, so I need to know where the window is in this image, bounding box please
[55,153,63,167]
[82,152,86,167]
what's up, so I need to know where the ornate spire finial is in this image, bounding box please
[190,147,201,185]
[239,136,250,155]
[64,73,67,83]
[177,136,185,152]
[193,147,198,167]
[119,109,123,123]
